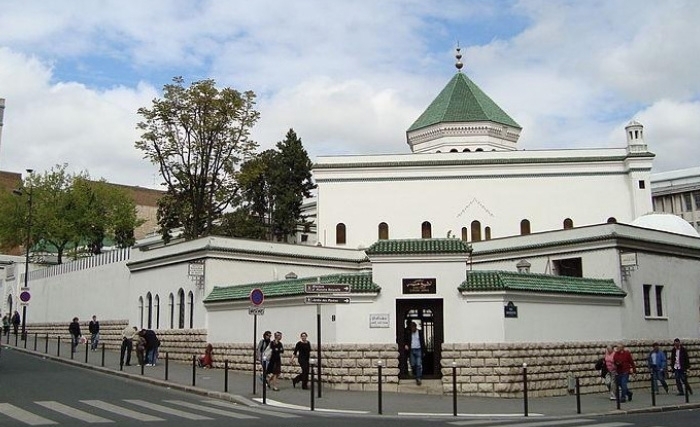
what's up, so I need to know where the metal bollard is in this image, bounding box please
[165,353,169,381]
[14,331,18,346]
[523,363,529,417]
[23,332,27,348]
[34,333,38,351]
[651,374,656,406]
[141,361,145,376]
[45,334,49,353]
[192,355,197,386]
[452,362,458,416]
[615,377,621,410]
[70,340,74,359]
[57,336,61,357]
[85,342,89,363]
[5,330,8,344]
[309,360,315,411]
[575,377,581,414]
[224,360,229,392]
[377,360,383,415]
[101,343,105,367]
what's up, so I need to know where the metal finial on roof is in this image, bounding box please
[455,45,463,72]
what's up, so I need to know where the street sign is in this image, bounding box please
[19,291,30,303]
[250,288,264,306]
[304,283,350,293]
[248,306,265,316]
[305,296,351,304]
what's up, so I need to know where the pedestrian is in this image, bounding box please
[647,342,669,394]
[198,343,214,369]
[11,310,20,335]
[291,332,311,389]
[404,321,426,385]
[613,342,636,402]
[119,325,136,366]
[1,313,9,336]
[135,329,147,366]
[88,315,100,351]
[604,345,617,400]
[143,329,159,366]
[257,331,272,386]
[670,338,693,396]
[69,317,82,352]
[266,331,284,391]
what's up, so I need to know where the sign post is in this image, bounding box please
[304,282,352,398]
[250,288,264,395]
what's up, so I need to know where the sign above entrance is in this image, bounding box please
[402,278,436,294]
[305,296,351,304]
[304,283,350,293]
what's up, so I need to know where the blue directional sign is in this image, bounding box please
[250,288,264,306]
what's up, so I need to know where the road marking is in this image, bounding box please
[80,400,164,422]
[579,423,632,427]
[164,400,257,419]
[447,421,520,426]
[0,403,57,426]
[35,401,113,423]
[202,399,300,418]
[124,400,213,420]
[484,419,595,427]
[252,398,370,414]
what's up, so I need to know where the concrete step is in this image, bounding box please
[397,378,443,395]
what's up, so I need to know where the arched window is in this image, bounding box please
[520,219,531,235]
[154,295,160,329]
[471,221,481,242]
[378,222,389,240]
[138,297,144,329]
[188,291,194,328]
[177,288,185,329]
[450,148,458,153]
[421,221,432,238]
[336,223,346,245]
[461,227,468,241]
[475,148,483,152]
[7,295,13,316]
[563,218,574,229]
[463,148,470,152]
[607,217,617,224]
[146,292,153,329]
[168,293,174,329]
[484,226,491,240]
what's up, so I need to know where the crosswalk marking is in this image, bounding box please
[35,401,113,423]
[203,399,300,418]
[80,400,164,422]
[164,400,257,419]
[124,399,213,420]
[0,403,57,426]
[448,420,634,427]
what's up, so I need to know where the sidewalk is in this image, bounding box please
[3,334,698,418]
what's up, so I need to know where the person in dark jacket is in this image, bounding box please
[142,329,159,366]
[404,321,426,385]
[88,315,100,351]
[11,311,20,335]
[670,338,693,395]
[68,317,81,351]
[291,332,311,389]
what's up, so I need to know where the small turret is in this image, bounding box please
[625,120,647,153]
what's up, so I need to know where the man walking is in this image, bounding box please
[88,315,100,351]
[69,317,81,352]
[404,321,426,385]
[613,342,636,402]
[647,343,668,394]
[11,311,20,335]
[671,338,692,396]
[119,325,136,366]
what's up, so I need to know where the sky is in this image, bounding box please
[1,0,699,188]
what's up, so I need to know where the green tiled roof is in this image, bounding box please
[408,72,520,132]
[458,271,626,297]
[204,272,379,303]
[366,239,472,255]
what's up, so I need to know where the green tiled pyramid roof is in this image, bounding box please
[408,72,520,132]
[204,272,379,303]
[458,271,626,297]
[366,239,472,256]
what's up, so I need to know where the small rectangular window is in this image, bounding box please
[655,285,664,317]
[643,284,652,317]
[638,180,646,189]
[684,193,693,212]
[694,191,700,211]
[552,257,583,277]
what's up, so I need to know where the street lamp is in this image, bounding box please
[12,168,33,341]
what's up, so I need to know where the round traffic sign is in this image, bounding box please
[250,288,264,306]
[20,291,31,302]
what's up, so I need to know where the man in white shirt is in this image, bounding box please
[403,321,426,385]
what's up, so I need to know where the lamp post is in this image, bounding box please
[12,168,33,341]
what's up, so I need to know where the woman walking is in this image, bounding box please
[291,332,311,389]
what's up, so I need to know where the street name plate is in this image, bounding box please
[305,296,351,304]
[304,283,351,293]
[248,306,265,316]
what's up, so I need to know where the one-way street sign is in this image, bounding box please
[304,283,351,293]
[305,296,351,304]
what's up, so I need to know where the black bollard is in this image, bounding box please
[141,361,145,376]
[57,336,61,357]
[14,331,18,346]
[685,384,690,403]
[23,332,27,348]
[45,333,49,353]
[616,377,621,410]
[309,363,315,411]
[6,330,9,344]
[263,365,268,405]
[70,340,74,360]
[85,342,89,363]
[192,355,197,387]
[377,361,383,415]
[165,353,169,381]
[452,362,458,416]
[523,363,529,417]
[224,360,229,392]
[34,333,37,351]
[101,343,105,367]
[651,374,656,406]
[575,377,581,414]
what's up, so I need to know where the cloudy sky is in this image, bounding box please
[0,0,699,188]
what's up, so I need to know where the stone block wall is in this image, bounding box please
[26,320,129,351]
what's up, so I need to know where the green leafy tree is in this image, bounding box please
[135,77,260,243]
[217,129,315,241]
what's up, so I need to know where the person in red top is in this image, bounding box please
[613,343,636,402]
[197,343,214,369]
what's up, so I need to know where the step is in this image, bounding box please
[397,378,444,395]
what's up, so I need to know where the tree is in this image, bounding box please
[135,77,260,243]
[0,165,143,263]
[217,129,315,242]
